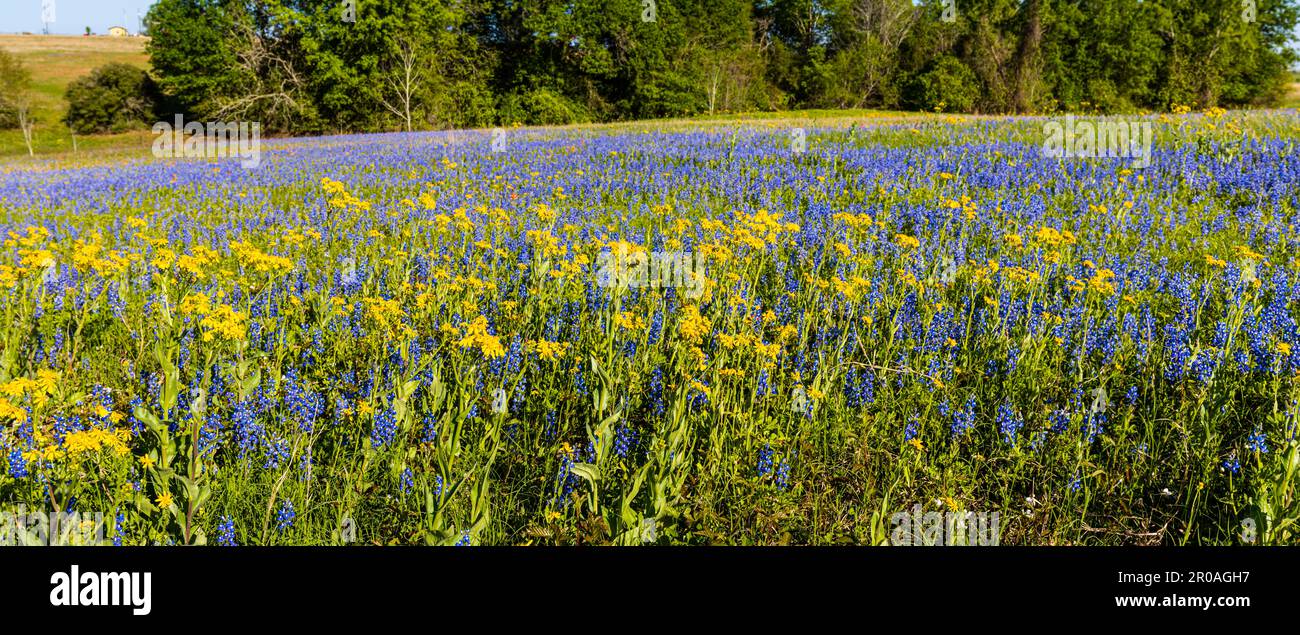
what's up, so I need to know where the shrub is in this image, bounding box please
[909,56,982,113]
[63,63,160,135]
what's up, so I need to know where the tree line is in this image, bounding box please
[34,0,1300,136]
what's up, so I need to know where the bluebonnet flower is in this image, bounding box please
[996,402,1023,446]
[1084,412,1106,443]
[263,436,290,470]
[614,424,637,459]
[400,467,414,494]
[554,446,583,507]
[774,459,791,490]
[370,406,398,448]
[951,396,977,437]
[544,409,558,439]
[757,444,774,478]
[844,367,875,407]
[284,369,324,433]
[6,447,28,478]
[1246,430,1269,454]
[1049,408,1070,434]
[217,516,238,546]
[276,501,295,531]
[420,412,439,444]
[232,400,261,462]
[1222,454,1241,474]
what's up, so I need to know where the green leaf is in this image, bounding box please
[570,463,600,483]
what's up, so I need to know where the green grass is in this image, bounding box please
[1283,73,1300,109]
[0,34,151,158]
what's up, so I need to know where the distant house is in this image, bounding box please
[107,26,129,37]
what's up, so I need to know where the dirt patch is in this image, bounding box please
[0,34,148,54]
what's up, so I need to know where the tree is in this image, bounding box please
[146,0,241,120]
[147,0,317,133]
[378,36,425,132]
[0,48,36,155]
[820,0,918,109]
[63,63,160,134]
[137,0,1300,126]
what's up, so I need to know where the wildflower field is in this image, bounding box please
[2,110,1299,546]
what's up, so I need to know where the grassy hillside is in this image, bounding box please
[0,34,154,158]
[1285,73,1300,108]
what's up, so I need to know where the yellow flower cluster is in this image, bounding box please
[231,240,294,277]
[0,370,61,418]
[322,177,373,211]
[532,203,558,224]
[678,305,711,344]
[529,339,568,361]
[832,275,871,302]
[1004,266,1040,286]
[176,245,221,278]
[19,248,55,270]
[70,235,131,277]
[5,225,49,248]
[615,312,646,332]
[832,212,875,232]
[178,292,214,316]
[1087,268,1117,296]
[62,427,130,456]
[731,209,799,250]
[527,229,563,258]
[0,397,27,423]
[199,304,249,342]
[1233,245,1264,262]
[364,296,406,328]
[894,234,920,250]
[718,332,750,350]
[457,315,505,358]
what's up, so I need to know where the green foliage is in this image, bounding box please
[135,0,1300,133]
[909,56,982,112]
[0,48,31,130]
[62,63,160,135]
[498,88,592,126]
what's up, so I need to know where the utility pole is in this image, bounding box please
[41,0,56,35]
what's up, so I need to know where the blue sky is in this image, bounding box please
[1,0,156,35]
